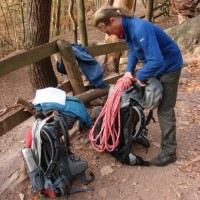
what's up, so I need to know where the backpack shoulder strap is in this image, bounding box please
[40,125,60,176]
[131,104,146,140]
[40,114,70,176]
[31,118,48,165]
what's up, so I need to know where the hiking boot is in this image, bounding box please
[150,153,177,167]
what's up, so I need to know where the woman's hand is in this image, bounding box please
[123,72,137,82]
[137,79,146,87]
[123,72,146,86]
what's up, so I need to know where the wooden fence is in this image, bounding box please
[0,39,128,136]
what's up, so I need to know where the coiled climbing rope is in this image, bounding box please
[89,77,133,152]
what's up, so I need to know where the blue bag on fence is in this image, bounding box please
[56,44,107,88]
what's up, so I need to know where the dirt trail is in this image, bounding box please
[0,58,199,200]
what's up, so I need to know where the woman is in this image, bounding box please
[93,5,183,166]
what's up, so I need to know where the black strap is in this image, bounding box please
[68,186,94,195]
[80,172,95,185]
[67,172,95,195]
[145,110,155,127]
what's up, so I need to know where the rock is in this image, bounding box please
[193,46,200,56]
[90,106,103,120]
[165,15,200,54]
[180,68,191,78]
[68,120,80,138]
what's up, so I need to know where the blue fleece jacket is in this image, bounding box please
[122,17,183,81]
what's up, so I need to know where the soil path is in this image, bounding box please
[0,58,199,200]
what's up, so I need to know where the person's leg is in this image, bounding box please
[151,68,182,166]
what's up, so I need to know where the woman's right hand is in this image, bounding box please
[123,72,146,86]
[123,72,137,82]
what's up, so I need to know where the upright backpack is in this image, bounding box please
[23,113,94,197]
[93,83,155,166]
[110,96,152,166]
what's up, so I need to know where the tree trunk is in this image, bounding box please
[132,0,137,13]
[25,0,58,89]
[113,0,133,9]
[76,0,88,46]
[145,0,154,21]
[108,0,115,5]
[51,0,56,37]
[20,0,26,44]
[55,0,61,36]
[95,0,103,9]
[68,0,78,43]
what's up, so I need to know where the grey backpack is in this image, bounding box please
[24,113,94,197]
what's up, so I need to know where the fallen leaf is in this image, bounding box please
[100,165,114,176]
[137,166,142,171]
[98,188,107,198]
[122,178,127,183]
[191,155,200,163]
[108,175,118,181]
[151,142,161,148]
[31,193,41,200]
[19,193,24,200]
[176,160,186,165]
[174,190,182,199]
[130,182,138,188]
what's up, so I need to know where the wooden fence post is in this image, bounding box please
[57,39,85,95]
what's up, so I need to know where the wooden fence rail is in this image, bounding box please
[0,40,127,78]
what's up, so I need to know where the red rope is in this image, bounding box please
[89,77,133,152]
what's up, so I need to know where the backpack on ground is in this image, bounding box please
[93,83,156,166]
[110,96,152,166]
[22,113,94,197]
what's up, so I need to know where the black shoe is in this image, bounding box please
[135,156,150,166]
[126,153,150,166]
[150,153,177,167]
